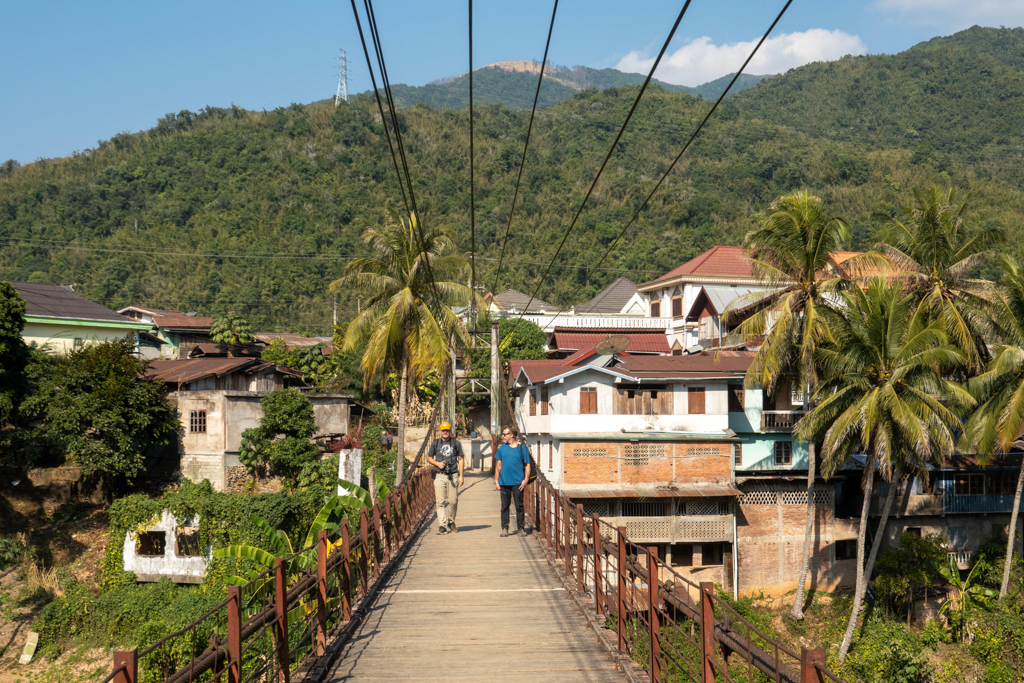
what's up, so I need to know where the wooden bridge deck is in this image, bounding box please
[325,474,629,682]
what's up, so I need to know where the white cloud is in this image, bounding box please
[871,0,1024,29]
[614,29,867,87]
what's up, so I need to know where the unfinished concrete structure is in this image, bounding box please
[123,510,209,584]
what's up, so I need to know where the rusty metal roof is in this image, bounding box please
[146,358,275,384]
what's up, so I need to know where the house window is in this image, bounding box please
[835,539,857,561]
[671,544,693,567]
[73,337,84,349]
[905,527,922,538]
[728,385,745,412]
[621,500,670,517]
[580,387,597,414]
[671,349,683,356]
[988,472,1016,496]
[672,297,683,318]
[701,543,723,566]
[548,442,553,469]
[529,390,536,416]
[774,441,792,466]
[541,388,549,416]
[190,410,207,433]
[954,474,985,496]
[734,443,743,467]
[947,527,967,550]
[136,531,166,556]
[650,301,661,318]
[176,528,202,557]
[688,387,706,414]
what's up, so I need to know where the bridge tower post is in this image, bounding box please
[648,547,661,683]
[592,514,603,616]
[617,526,627,653]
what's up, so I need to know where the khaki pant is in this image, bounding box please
[433,474,459,528]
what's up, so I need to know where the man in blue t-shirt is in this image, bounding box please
[494,424,531,537]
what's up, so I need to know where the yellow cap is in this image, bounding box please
[439,422,452,431]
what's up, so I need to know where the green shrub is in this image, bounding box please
[921,618,947,647]
[0,534,29,569]
[844,615,931,683]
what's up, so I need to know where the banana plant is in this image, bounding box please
[937,554,997,643]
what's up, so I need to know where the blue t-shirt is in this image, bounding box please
[495,443,532,486]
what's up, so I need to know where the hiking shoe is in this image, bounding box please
[437,526,448,535]
[448,522,458,534]
[500,529,509,538]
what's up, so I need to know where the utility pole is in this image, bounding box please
[332,297,337,328]
[448,336,456,427]
[490,319,500,465]
[334,49,348,106]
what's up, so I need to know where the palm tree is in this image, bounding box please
[724,190,852,620]
[333,211,470,486]
[796,278,969,663]
[875,185,1003,372]
[962,255,1024,598]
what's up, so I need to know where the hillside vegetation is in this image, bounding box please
[386,62,771,109]
[1,27,1024,334]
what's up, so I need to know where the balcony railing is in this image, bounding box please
[601,515,733,543]
[949,549,974,570]
[760,410,806,432]
[945,493,1024,514]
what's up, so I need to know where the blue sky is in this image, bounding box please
[2,0,1023,164]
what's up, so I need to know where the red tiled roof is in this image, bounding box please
[551,330,669,354]
[646,246,754,285]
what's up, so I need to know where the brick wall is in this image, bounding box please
[562,440,734,487]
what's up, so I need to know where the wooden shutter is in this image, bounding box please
[548,442,553,469]
[688,387,706,415]
[580,387,597,414]
[541,387,549,415]
[529,390,536,416]
[650,301,661,318]
[728,385,745,412]
[734,443,742,466]
[672,297,683,318]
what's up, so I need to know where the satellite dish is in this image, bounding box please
[594,334,631,355]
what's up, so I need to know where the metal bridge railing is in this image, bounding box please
[525,470,848,683]
[105,469,435,683]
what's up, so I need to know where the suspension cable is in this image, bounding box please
[501,0,693,345]
[490,0,560,296]
[469,0,477,312]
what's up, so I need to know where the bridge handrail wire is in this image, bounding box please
[524,469,848,683]
[103,469,435,683]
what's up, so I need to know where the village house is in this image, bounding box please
[9,281,154,354]
[146,358,355,491]
[119,306,216,359]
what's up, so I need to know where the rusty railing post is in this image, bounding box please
[372,502,383,577]
[341,519,352,621]
[700,581,715,683]
[575,504,585,592]
[617,526,627,653]
[383,494,392,564]
[112,649,137,683]
[563,498,572,575]
[592,513,603,616]
[274,558,290,683]
[316,530,328,657]
[227,585,242,683]
[554,492,561,557]
[648,547,661,683]
[359,509,369,596]
[801,647,826,683]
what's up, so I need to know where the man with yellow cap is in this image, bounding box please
[427,422,464,534]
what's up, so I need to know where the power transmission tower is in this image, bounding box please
[335,49,348,106]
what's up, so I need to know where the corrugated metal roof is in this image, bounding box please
[575,277,638,314]
[119,306,215,331]
[686,284,771,320]
[494,289,560,314]
[146,358,272,384]
[618,355,751,373]
[255,332,328,349]
[186,343,263,358]
[10,281,140,324]
[551,331,669,354]
[565,486,740,498]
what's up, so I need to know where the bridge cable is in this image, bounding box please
[541,0,795,334]
[500,0,693,347]
[469,0,477,313]
[490,0,560,296]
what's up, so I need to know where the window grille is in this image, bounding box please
[580,501,611,516]
[621,500,670,517]
[734,443,742,466]
[684,500,726,516]
[738,489,778,505]
[624,443,665,467]
[954,474,984,496]
[572,447,607,458]
[190,410,207,433]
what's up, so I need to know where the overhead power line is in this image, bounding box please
[502,0,694,344]
[536,0,796,333]
[468,0,477,310]
[491,0,560,296]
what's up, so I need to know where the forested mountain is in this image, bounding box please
[1,27,1023,335]
[385,62,771,110]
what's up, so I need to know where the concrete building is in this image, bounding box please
[146,358,355,491]
[119,306,216,359]
[9,281,153,354]
[123,510,209,584]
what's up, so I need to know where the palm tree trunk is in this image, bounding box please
[1001,466,1024,597]
[839,459,875,663]
[790,440,816,620]
[395,356,408,487]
